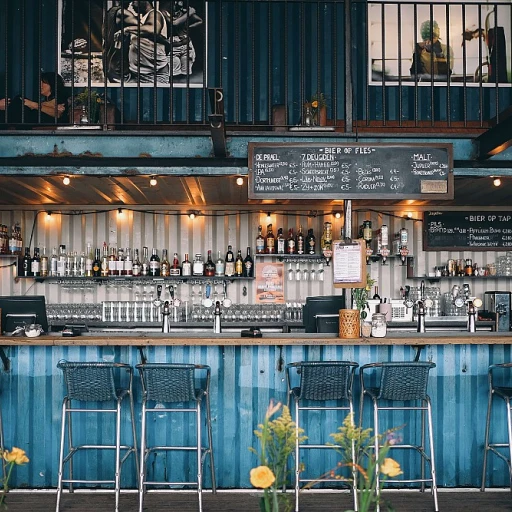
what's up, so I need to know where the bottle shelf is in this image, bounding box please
[408,275,506,283]
[19,275,255,284]
[255,253,325,263]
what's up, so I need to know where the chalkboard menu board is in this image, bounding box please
[248,143,453,199]
[424,211,512,251]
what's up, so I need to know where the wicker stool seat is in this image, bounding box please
[481,363,512,491]
[359,362,438,512]
[287,361,359,512]
[136,363,216,512]
[55,361,139,512]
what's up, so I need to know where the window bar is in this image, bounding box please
[381,2,386,126]
[300,1,305,120]
[284,2,289,127]
[200,0,208,126]
[365,0,371,128]
[119,1,126,126]
[413,4,418,127]
[168,0,174,126]
[235,0,240,125]
[3,0,9,125]
[267,1,272,127]
[136,5,141,125]
[20,0,26,125]
[429,4,435,128]
[70,0,76,125]
[332,1,338,128]
[398,2,403,128]
[316,0,321,124]
[152,0,158,126]
[102,0,108,128]
[492,2,499,123]
[54,0,61,125]
[461,2,467,127]
[477,3,483,127]
[251,0,255,126]
[87,0,92,125]
[37,0,42,124]
[445,2,451,129]
[184,0,192,123]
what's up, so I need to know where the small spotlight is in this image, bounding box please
[333,212,342,219]
[149,176,158,187]
[118,208,123,215]
[493,178,502,187]
[189,212,196,220]
[46,211,52,217]
[407,212,413,218]
[62,176,70,186]
[266,212,272,223]
[236,176,244,186]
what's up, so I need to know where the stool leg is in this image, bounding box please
[67,405,74,494]
[197,400,203,512]
[114,398,122,512]
[205,392,216,493]
[373,398,380,512]
[129,391,140,486]
[0,396,5,481]
[56,398,68,512]
[481,386,494,491]
[294,398,300,512]
[138,401,147,512]
[421,401,426,492]
[426,397,439,512]
[506,398,512,490]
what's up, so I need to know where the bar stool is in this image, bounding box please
[55,361,139,512]
[481,362,512,490]
[359,362,438,512]
[286,361,359,512]
[136,363,216,512]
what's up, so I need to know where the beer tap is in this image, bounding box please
[162,301,171,333]
[399,228,409,265]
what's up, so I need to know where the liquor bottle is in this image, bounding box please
[205,250,215,277]
[117,247,125,276]
[296,225,305,255]
[306,228,316,255]
[215,250,225,276]
[243,247,254,278]
[265,224,275,254]
[72,251,79,277]
[40,247,49,277]
[181,253,192,276]
[225,245,235,277]
[101,242,109,277]
[276,228,285,254]
[92,248,101,277]
[108,247,117,276]
[22,247,32,277]
[85,242,94,277]
[161,249,170,277]
[124,248,133,276]
[57,245,66,277]
[79,251,86,277]
[321,222,333,252]
[235,249,244,277]
[50,247,58,277]
[287,228,296,254]
[170,252,181,276]
[256,225,265,254]
[149,248,161,277]
[65,248,73,277]
[31,247,41,277]
[193,254,205,276]
[141,246,150,276]
[132,249,141,276]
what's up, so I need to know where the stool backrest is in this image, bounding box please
[289,361,358,401]
[136,363,200,403]
[377,362,436,401]
[57,361,122,401]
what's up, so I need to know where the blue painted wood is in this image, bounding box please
[2,343,511,490]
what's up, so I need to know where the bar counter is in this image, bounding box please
[1,331,512,345]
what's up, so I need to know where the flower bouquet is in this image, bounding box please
[0,447,30,508]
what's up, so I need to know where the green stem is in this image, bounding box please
[0,462,14,507]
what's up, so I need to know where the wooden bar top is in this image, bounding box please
[1,331,512,346]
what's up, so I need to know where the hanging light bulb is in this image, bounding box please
[149,176,158,187]
[236,176,244,186]
[493,177,502,187]
[189,212,196,220]
[62,176,70,186]
[333,212,342,219]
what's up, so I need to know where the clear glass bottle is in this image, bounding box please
[57,244,66,277]
[205,250,215,276]
[225,245,235,277]
[161,249,170,277]
[85,242,93,277]
[141,246,150,276]
[149,248,161,277]
[265,224,275,254]
[256,225,265,254]
[215,250,225,276]
[193,253,205,276]
[117,247,125,276]
[108,247,117,276]
[124,247,133,276]
[182,253,192,276]
[40,247,49,277]
[132,248,141,276]
[50,247,58,277]
[296,225,305,255]
[101,242,109,277]
[276,228,285,254]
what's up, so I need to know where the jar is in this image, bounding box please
[371,313,387,338]
[192,253,205,276]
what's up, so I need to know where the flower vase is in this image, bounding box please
[338,309,361,338]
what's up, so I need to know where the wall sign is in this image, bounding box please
[424,211,512,250]
[248,143,453,200]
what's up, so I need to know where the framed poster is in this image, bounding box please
[58,0,207,87]
[255,262,285,304]
[368,1,512,86]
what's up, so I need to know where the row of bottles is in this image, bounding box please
[255,224,317,255]
[0,223,23,255]
[19,244,255,279]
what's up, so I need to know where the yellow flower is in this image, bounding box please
[311,100,318,108]
[250,465,276,488]
[380,458,402,477]
[3,447,29,465]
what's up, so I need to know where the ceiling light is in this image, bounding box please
[189,212,196,220]
[62,176,70,186]
[236,176,244,186]
[149,176,158,186]
[266,212,272,223]
[407,212,413,218]
[333,212,342,219]
[118,208,123,215]
[493,178,502,187]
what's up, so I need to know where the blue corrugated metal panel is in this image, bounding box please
[2,343,512,490]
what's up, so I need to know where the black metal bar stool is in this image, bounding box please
[136,363,216,512]
[481,362,512,491]
[286,361,359,512]
[55,361,139,512]
[359,361,438,512]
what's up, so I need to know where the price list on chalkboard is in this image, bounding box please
[248,143,453,200]
[424,211,512,251]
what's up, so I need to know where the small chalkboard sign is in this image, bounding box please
[424,211,512,251]
[248,142,453,200]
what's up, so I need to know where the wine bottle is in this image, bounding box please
[57,244,66,277]
[256,225,265,254]
[149,248,161,277]
[31,247,41,277]
[205,250,215,277]
[92,248,101,277]
[161,249,170,277]
[22,247,32,277]
[243,247,254,278]
[306,228,316,255]
[235,249,244,277]
[117,247,124,276]
[265,224,275,254]
[225,245,235,277]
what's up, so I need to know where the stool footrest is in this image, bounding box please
[62,479,116,485]
[143,480,199,486]
[385,478,434,484]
